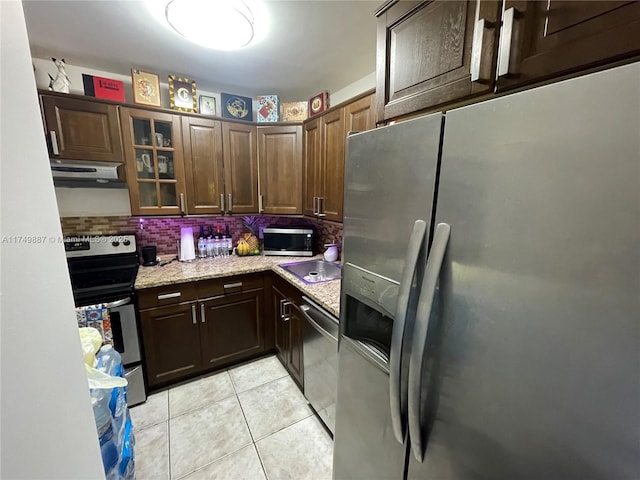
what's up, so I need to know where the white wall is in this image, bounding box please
[0,2,105,478]
[331,71,376,106]
[34,57,224,116]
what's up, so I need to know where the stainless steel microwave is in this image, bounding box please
[263,227,314,256]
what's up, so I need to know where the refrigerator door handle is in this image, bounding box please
[389,219,427,444]
[408,222,450,462]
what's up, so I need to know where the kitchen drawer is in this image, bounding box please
[137,282,198,309]
[197,273,264,299]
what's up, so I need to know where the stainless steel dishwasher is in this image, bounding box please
[301,295,339,435]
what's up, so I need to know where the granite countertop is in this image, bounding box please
[135,254,341,317]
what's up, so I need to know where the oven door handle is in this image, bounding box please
[104,297,132,308]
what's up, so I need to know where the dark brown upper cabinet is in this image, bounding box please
[257,125,303,215]
[376,0,501,122]
[495,1,640,91]
[303,117,321,218]
[345,93,377,134]
[120,107,187,216]
[376,0,640,122]
[41,94,124,162]
[182,117,225,215]
[221,122,259,214]
[304,109,345,222]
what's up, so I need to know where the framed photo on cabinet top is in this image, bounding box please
[168,75,197,112]
[199,95,217,115]
[131,69,161,107]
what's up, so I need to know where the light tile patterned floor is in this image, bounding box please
[130,355,333,480]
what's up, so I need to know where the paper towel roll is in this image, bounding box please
[180,227,196,262]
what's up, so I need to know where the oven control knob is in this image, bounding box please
[123,240,131,246]
[112,241,120,247]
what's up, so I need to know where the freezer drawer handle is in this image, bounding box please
[390,219,426,444]
[408,222,450,462]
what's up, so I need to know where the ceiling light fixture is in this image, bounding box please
[160,0,266,51]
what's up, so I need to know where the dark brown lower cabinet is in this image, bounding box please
[140,302,202,387]
[200,289,264,369]
[139,277,266,389]
[272,280,304,389]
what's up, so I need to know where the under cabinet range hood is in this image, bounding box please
[51,161,126,188]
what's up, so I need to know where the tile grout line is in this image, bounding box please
[233,378,271,480]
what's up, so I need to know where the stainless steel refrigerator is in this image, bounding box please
[333,61,640,480]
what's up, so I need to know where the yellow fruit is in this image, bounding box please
[237,239,251,256]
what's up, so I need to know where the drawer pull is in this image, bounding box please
[157,292,181,300]
[223,282,243,289]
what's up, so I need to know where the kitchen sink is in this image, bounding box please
[279,259,342,284]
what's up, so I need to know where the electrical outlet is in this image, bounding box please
[258,226,265,239]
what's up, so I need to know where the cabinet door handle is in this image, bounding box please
[470,18,496,82]
[228,194,233,213]
[313,196,318,216]
[279,298,286,318]
[158,292,181,300]
[200,303,206,323]
[282,301,292,321]
[224,282,243,289]
[220,193,226,213]
[497,7,516,77]
[180,193,186,214]
[191,304,197,325]
[50,131,60,155]
[317,197,326,217]
[259,195,264,213]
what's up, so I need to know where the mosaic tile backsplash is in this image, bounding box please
[60,216,343,258]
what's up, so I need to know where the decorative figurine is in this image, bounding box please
[48,57,71,93]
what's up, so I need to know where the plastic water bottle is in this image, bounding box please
[92,391,118,477]
[96,344,122,377]
[96,345,128,459]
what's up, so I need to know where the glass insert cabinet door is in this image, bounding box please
[120,108,186,215]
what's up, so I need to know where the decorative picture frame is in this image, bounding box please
[198,95,217,115]
[221,92,253,122]
[168,75,197,112]
[281,101,308,122]
[257,95,279,122]
[309,91,330,116]
[131,69,161,107]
